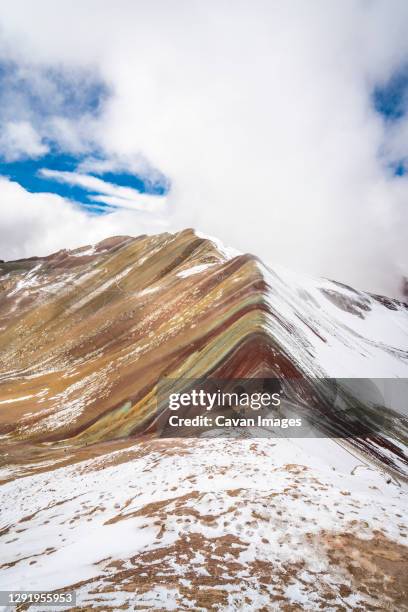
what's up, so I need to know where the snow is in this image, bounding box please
[21,370,112,434]
[194,230,241,261]
[0,437,406,609]
[7,264,42,296]
[71,246,96,257]
[0,395,35,404]
[138,286,160,296]
[177,264,215,278]
[260,262,408,377]
[69,265,134,311]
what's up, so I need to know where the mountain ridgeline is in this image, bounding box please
[0,229,407,476]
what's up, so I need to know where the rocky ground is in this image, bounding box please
[1,437,407,611]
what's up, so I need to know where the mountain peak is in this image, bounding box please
[1,230,407,449]
[1,230,407,609]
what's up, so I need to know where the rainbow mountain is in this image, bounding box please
[0,229,407,610]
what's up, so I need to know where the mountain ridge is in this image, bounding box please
[1,229,408,610]
[1,229,407,451]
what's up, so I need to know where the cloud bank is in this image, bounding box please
[0,1,408,296]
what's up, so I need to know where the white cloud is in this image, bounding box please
[0,177,167,261]
[87,194,166,213]
[0,121,48,161]
[39,168,167,211]
[0,1,408,295]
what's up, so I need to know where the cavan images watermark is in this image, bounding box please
[156,378,408,441]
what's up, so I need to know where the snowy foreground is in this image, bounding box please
[1,436,407,611]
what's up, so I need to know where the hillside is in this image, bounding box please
[0,229,407,610]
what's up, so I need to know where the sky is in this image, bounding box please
[0,1,408,296]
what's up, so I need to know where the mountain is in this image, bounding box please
[0,229,407,610]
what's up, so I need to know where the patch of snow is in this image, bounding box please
[139,286,160,296]
[7,264,42,296]
[71,246,96,257]
[69,265,134,311]
[177,264,215,278]
[0,395,35,404]
[194,230,241,261]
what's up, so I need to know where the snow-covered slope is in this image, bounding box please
[1,437,407,611]
[262,262,408,377]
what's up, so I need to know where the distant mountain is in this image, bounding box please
[0,230,407,610]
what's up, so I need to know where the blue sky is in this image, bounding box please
[0,152,169,214]
[373,67,408,176]
[373,68,408,121]
[0,58,169,214]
